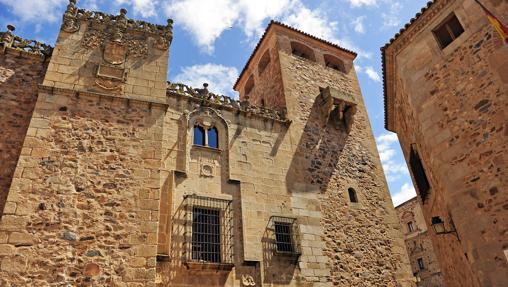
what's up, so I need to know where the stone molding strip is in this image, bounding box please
[38,84,169,109]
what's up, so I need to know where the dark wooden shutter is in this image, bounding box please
[410,146,431,202]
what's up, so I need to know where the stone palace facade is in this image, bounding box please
[0,1,414,286]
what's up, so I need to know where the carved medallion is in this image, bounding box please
[241,274,256,286]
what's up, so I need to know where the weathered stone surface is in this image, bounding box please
[0,3,414,287]
[396,198,445,287]
[383,0,508,286]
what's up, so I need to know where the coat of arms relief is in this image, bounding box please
[60,0,173,93]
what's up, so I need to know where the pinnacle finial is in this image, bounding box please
[203,83,209,88]
[120,8,127,16]
[167,19,174,25]
[69,0,76,4]
[6,24,15,32]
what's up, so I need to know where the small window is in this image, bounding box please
[207,127,218,149]
[275,222,293,253]
[409,145,430,202]
[193,126,205,146]
[324,54,346,73]
[433,14,464,49]
[270,216,300,256]
[192,207,221,263]
[244,75,254,96]
[348,188,358,203]
[290,41,316,62]
[407,221,415,233]
[417,258,425,270]
[260,99,266,107]
[258,50,271,75]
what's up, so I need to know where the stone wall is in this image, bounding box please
[0,48,48,218]
[396,198,445,287]
[384,0,508,286]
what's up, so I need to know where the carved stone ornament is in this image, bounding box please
[103,41,126,65]
[241,274,256,286]
[62,0,80,33]
[200,164,214,177]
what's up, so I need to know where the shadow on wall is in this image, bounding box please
[0,57,46,218]
[285,91,349,193]
[261,221,298,284]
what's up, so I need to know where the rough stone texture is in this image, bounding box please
[396,197,445,287]
[0,3,414,287]
[383,1,508,287]
[0,49,47,218]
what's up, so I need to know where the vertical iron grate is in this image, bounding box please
[183,194,233,264]
[270,216,300,256]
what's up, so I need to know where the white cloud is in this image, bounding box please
[391,183,417,206]
[365,66,381,82]
[171,63,239,98]
[0,0,66,22]
[116,0,158,17]
[165,0,238,53]
[163,0,368,57]
[376,132,409,182]
[352,16,365,34]
[381,1,403,28]
[347,0,378,7]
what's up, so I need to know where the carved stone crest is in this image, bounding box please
[241,274,256,286]
[62,0,80,33]
[103,41,126,65]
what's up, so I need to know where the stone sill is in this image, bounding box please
[192,144,222,153]
[185,261,234,271]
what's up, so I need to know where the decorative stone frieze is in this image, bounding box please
[0,25,53,57]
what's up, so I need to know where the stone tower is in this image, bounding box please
[382,0,508,286]
[0,1,414,286]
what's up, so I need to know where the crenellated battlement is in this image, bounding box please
[0,25,53,57]
[167,81,289,122]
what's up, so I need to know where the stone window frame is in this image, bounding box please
[323,54,346,73]
[193,124,219,149]
[407,221,415,233]
[290,41,316,62]
[183,194,234,269]
[269,216,301,257]
[432,12,465,50]
[348,187,358,203]
[409,144,431,203]
[257,49,271,76]
[417,257,425,270]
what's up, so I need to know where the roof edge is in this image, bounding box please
[233,20,358,90]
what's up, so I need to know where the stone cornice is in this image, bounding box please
[38,84,169,109]
[166,82,291,124]
[0,25,53,58]
[381,0,454,132]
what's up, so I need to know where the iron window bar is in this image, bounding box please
[269,216,301,256]
[183,194,234,266]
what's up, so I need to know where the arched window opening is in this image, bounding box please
[258,50,271,75]
[244,75,255,96]
[193,126,205,146]
[324,54,346,73]
[348,188,358,203]
[207,127,219,149]
[290,41,316,62]
[260,99,266,107]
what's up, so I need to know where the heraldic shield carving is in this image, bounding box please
[103,41,126,65]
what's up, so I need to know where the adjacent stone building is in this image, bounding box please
[0,1,415,286]
[396,197,445,287]
[382,0,508,286]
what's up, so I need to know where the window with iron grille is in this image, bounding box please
[270,216,300,256]
[409,145,430,203]
[183,195,233,265]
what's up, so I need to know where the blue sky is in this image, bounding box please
[0,0,428,206]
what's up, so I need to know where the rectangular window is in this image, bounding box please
[275,222,294,253]
[433,14,464,49]
[270,216,300,256]
[417,258,425,270]
[184,195,233,266]
[407,221,415,233]
[409,145,431,203]
[192,207,221,263]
